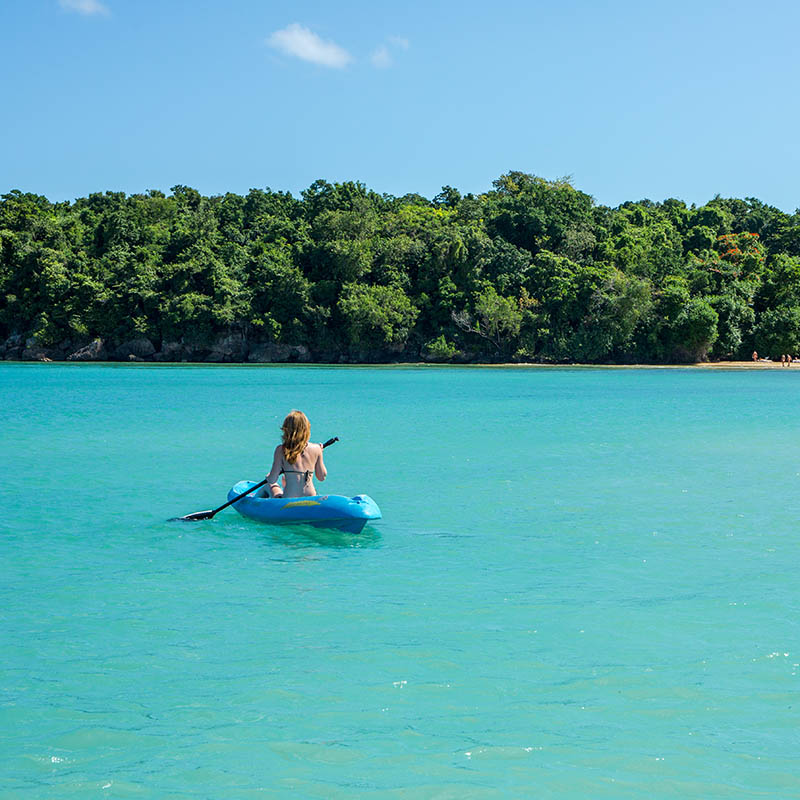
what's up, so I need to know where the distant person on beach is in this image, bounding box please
[752,351,758,361]
[781,354,787,366]
[789,355,794,366]
[265,410,327,498]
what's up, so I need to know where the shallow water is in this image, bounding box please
[2,364,799,798]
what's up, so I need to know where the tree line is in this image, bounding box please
[2,172,800,363]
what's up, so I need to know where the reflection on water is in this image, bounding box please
[191,515,383,551]
[255,520,383,551]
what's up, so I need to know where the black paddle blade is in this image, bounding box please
[172,509,215,521]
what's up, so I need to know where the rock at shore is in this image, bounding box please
[67,339,107,361]
[248,343,311,363]
[153,341,185,361]
[21,336,52,361]
[205,333,248,362]
[2,333,25,360]
[112,338,156,360]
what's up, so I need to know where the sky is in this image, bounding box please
[1,0,798,211]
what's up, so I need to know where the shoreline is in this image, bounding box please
[3,360,797,370]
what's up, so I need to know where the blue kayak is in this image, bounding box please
[227,480,382,534]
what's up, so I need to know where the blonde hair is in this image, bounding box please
[281,410,310,463]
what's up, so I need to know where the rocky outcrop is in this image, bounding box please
[2,334,89,361]
[205,332,248,363]
[151,340,206,361]
[152,340,185,361]
[111,338,156,360]
[2,329,418,363]
[67,338,107,361]
[22,337,55,361]
[248,342,311,363]
[140,333,313,363]
[1,334,25,360]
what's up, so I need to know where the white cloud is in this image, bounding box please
[59,0,110,15]
[267,23,352,68]
[371,45,392,69]
[371,36,410,69]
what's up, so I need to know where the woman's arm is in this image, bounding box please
[315,443,327,482]
[265,445,284,495]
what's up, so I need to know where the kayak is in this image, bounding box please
[227,480,382,534]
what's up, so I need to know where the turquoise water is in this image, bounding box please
[2,364,799,798]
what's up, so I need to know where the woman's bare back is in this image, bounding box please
[266,443,327,498]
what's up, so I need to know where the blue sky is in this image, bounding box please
[1,0,798,210]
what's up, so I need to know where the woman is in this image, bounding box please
[265,410,327,498]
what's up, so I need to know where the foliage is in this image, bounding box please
[337,283,418,352]
[2,174,800,362]
[423,334,459,362]
[453,285,523,359]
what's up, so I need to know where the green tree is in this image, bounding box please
[485,172,596,257]
[671,298,719,361]
[453,285,522,359]
[571,271,653,362]
[753,306,800,358]
[337,283,418,355]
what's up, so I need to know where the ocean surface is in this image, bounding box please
[2,364,799,799]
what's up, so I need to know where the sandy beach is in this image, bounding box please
[688,360,799,369]
[415,360,800,370]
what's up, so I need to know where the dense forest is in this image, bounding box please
[2,172,800,364]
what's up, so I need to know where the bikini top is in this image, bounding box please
[279,448,313,483]
[280,466,312,483]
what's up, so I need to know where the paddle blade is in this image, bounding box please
[173,509,216,521]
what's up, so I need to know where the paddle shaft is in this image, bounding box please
[204,436,338,519]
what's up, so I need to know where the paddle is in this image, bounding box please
[175,437,339,521]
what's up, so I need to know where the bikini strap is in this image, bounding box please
[281,468,312,482]
[279,447,312,482]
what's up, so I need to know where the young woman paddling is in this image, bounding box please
[265,410,327,498]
